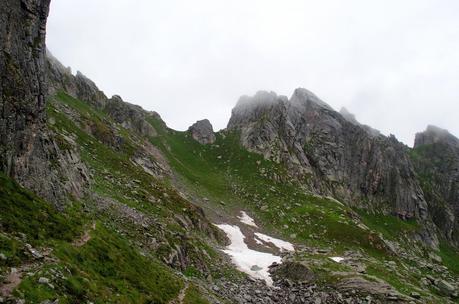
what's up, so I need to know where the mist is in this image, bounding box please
[46,0,459,146]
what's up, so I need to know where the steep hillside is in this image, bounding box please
[1,1,459,303]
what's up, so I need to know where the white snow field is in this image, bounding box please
[254,232,295,252]
[237,211,258,227]
[215,224,283,285]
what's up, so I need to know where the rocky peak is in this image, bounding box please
[105,95,156,137]
[188,119,216,144]
[414,125,459,148]
[228,91,288,131]
[46,51,107,109]
[339,107,381,137]
[411,126,459,245]
[340,107,359,125]
[226,88,437,246]
[289,87,334,111]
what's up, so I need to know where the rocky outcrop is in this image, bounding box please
[0,1,90,205]
[339,107,380,137]
[0,0,50,174]
[46,50,107,109]
[412,126,459,245]
[105,95,157,137]
[188,119,216,144]
[47,53,162,139]
[227,89,437,246]
[269,261,315,284]
[415,125,459,148]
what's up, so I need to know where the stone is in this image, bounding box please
[269,261,315,284]
[104,95,156,137]
[38,277,50,284]
[409,292,421,299]
[428,252,442,263]
[337,276,395,296]
[188,119,216,144]
[437,280,456,296]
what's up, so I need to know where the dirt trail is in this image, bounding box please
[0,263,34,297]
[1,223,96,298]
[73,222,96,247]
[169,281,189,304]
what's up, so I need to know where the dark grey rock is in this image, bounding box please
[412,125,459,246]
[437,280,456,297]
[46,50,107,109]
[227,88,437,247]
[105,95,157,137]
[188,119,216,144]
[270,261,315,284]
[0,0,89,206]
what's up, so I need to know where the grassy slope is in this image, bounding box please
[2,90,458,302]
[148,116,413,253]
[1,92,228,303]
[0,172,183,303]
[148,116,459,300]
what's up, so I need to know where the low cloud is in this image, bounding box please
[47,0,459,145]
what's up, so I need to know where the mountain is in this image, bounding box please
[411,126,459,246]
[1,1,458,303]
[227,90,436,244]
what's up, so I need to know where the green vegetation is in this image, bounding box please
[438,242,459,274]
[0,172,83,247]
[357,210,419,240]
[148,121,392,256]
[22,224,182,303]
[0,92,220,301]
[2,89,457,303]
[0,171,184,303]
[183,284,210,304]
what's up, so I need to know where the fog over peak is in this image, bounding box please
[46,0,459,146]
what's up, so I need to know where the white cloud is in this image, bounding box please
[47,0,459,145]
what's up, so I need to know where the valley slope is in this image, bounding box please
[1,1,459,303]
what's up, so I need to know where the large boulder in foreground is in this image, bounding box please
[188,119,216,144]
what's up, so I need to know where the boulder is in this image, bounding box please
[269,261,315,284]
[437,280,457,297]
[188,119,216,144]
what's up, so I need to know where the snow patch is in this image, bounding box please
[238,211,258,227]
[254,237,264,245]
[254,233,295,252]
[215,224,282,285]
[329,256,345,263]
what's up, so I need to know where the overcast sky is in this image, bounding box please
[46,0,459,146]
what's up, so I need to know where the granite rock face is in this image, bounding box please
[0,0,51,174]
[46,50,107,109]
[412,126,459,245]
[105,95,157,137]
[47,53,159,139]
[227,89,437,246]
[188,119,216,144]
[0,0,90,205]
